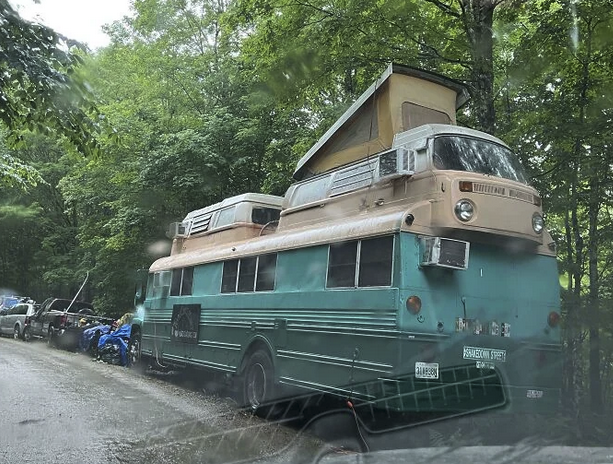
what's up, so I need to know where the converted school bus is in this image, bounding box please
[131,64,561,421]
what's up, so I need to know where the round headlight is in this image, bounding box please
[454,200,475,222]
[532,213,544,234]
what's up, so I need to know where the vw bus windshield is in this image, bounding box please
[433,136,529,184]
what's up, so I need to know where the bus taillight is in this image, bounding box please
[406,296,422,314]
[547,311,560,328]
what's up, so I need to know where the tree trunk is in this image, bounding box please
[461,0,496,134]
[587,158,602,413]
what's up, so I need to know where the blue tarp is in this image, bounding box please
[79,324,111,352]
[97,324,132,366]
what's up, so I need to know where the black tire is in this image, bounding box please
[47,327,55,347]
[13,325,20,340]
[243,349,276,414]
[23,326,31,342]
[128,330,144,371]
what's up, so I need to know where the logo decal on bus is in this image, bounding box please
[171,304,201,344]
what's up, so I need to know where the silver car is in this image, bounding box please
[0,302,38,340]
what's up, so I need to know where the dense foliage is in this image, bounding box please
[1,0,612,422]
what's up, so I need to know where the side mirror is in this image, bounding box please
[134,268,149,306]
[134,289,145,306]
[0,310,7,316]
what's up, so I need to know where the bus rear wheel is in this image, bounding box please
[243,349,275,414]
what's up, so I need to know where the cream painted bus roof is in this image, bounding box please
[151,207,406,272]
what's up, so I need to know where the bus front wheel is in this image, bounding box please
[243,349,275,413]
[128,330,145,372]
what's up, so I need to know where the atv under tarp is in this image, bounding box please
[97,324,131,366]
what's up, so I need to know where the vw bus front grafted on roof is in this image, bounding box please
[285,64,552,249]
[136,63,562,424]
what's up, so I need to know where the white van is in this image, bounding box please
[0,302,38,340]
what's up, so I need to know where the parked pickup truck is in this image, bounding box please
[29,298,115,350]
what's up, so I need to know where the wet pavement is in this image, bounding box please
[0,337,326,464]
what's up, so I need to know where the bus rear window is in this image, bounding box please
[433,136,528,184]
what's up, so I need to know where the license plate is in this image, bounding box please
[526,389,544,399]
[463,346,506,362]
[476,361,495,370]
[415,362,439,379]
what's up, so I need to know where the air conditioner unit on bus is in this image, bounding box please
[166,221,188,239]
[420,237,470,270]
[376,147,414,182]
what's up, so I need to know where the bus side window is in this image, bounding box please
[181,267,193,296]
[358,236,394,287]
[170,269,182,296]
[153,270,172,298]
[222,260,239,293]
[256,253,277,291]
[327,241,358,288]
[238,257,257,292]
[145,273,154,298]
[170,267,195,296]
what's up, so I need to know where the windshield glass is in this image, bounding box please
[433,136,529,184]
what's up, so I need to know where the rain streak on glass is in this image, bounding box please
[433,136,529,184]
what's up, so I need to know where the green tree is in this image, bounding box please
[499,0,613,413]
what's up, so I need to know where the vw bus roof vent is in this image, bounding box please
[329,158,377,197]
[189,213,212,235]
[285,147,416,210]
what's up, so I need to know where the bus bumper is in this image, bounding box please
[351,334,561,421]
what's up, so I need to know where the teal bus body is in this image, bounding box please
[138,230,561,414]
